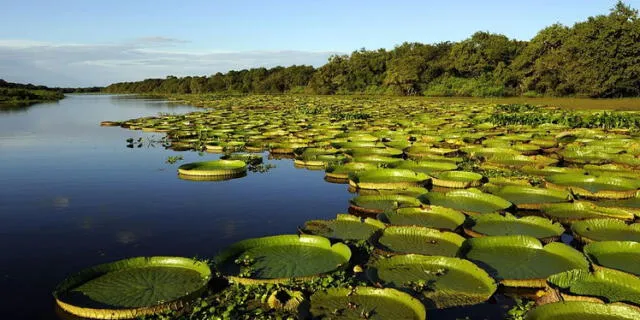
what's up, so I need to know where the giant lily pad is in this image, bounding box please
[547,268,640,305]
[391,160,458,174]
[350,155,404,166]
[484,154,558,168]
[525,301,640,320]
[459,235,589,287]
[215,234,351,284]
[545,174,640,200]
[464,213,564,242]
[488,185,572,210]
[584,241,640,276]
[310,287,426,320]
[521,166,585,177]
[430,171,484,188]
[374,226,464,256]
[598,194,640,215]
[367,254,497,308]
[378,206,466,231]
[53,256,211,319]
[177,159,247,179]
[349,169,431,190]
[346,147,403,157]
[541,202,635,223]
[302,214,385,241]
[419,189,512,215]
[349,194,422,216]
[325,162,378,182]
[571,219,640,243]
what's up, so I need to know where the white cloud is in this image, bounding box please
[0,38,340,87]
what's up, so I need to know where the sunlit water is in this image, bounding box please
[0,95,352,319]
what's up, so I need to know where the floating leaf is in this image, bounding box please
[367,254,496,308]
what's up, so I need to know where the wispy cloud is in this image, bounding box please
[0,37,339,87]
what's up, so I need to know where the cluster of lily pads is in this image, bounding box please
[62,96,640,319]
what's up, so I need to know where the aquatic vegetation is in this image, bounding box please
[374,226,465,256]
[464,213,564,241]
[546,268,640,305]
[378,206,466,231]
[177,159,247,180]
[302,214,385,241]
[214,234,351,284]
[53,256,211,319]
[459,235,589,287]
[420,189,513,215]
[524,301,640,320]
[571,219,640,243]
[63,94,640,318]
[584,241,640,276]
[310,287,426,320]
[367,254,497,308]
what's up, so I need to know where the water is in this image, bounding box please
[0,95,352,319]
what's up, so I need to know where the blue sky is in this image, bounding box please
[0,0,637,87]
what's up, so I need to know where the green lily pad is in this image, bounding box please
[346,147,404,157]
[459,235,589,287]
[430,171,484,188]
[215,234,351,284]
[484,154,558,168]
[525,301,640,320]
[547,268,640,305]
[488,185,572,210]
[53,256,211,319]
[464,213,564,241]
[521,166,585,177]
[391,160,458,174]
[378,206,466,231]
[177,159,247,178]
[349,194,422,216]
[303,214,385,241]
[350,155,405,166]
[598,195,640,215]
[325,162,379,181]
[541,202,635,223]
[349,169,431,190]
[571,219,640,243]
[546,174,640,200]
[406,145,459,158]
[584,164,640,180]
[310,287,425,320]
[419,189,513,215]
[367,254,497,308]
[375,226,465,256]
[584,241,640,276]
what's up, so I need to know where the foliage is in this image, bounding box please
[103,2,640,98]
[145,270,367,320]
[505,298,535,320]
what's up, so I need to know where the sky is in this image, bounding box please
[0,0,637,87]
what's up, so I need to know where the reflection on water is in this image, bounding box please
[0,94,352,319]
[0,100,60,114]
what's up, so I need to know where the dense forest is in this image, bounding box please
[104,2,640,98]
[0,79,102,104]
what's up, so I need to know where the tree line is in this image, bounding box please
[104,2,640,98]
[0,79,102,104]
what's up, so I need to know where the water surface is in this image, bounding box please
[0,95,351,319]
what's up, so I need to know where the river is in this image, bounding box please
[0,95,352,319]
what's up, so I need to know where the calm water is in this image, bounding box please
[0,95,509,319]
[0,95,352,319]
